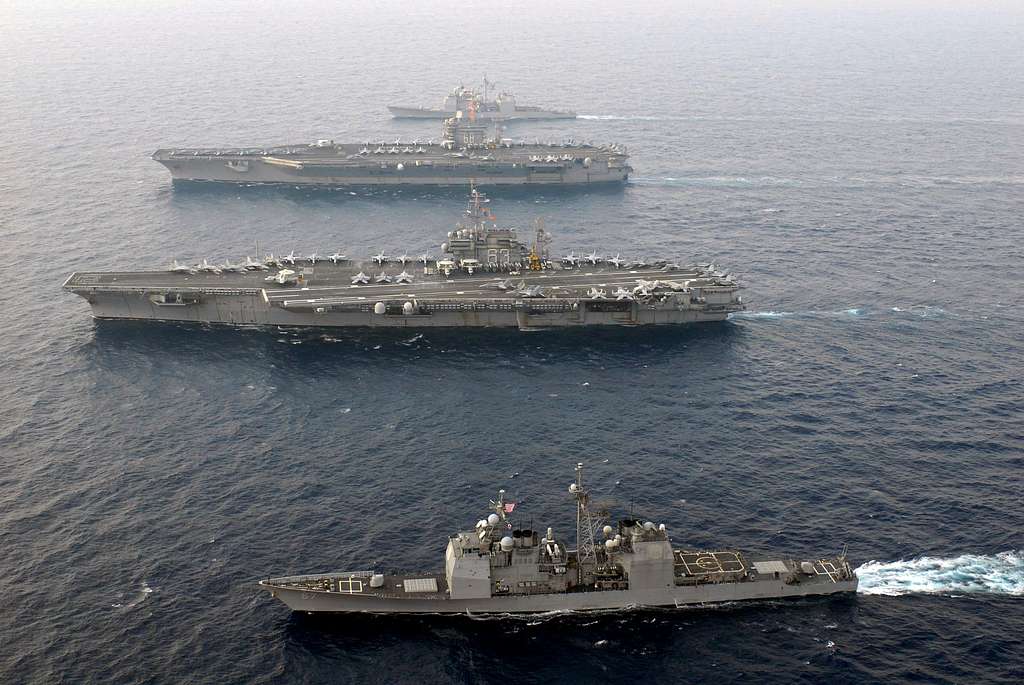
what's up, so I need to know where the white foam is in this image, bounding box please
[578,114,676,121]
[728,311,795,319]
[855,551,1024,596]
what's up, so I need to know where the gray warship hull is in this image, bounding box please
[155,156,628,186]
[65,188,742,330]
[260,554,857,615]
[258,467,855,616]
[64,265,742,330]
[388,105,576,121]
[153,138,628,187]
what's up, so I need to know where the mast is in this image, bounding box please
[572,463,597,583]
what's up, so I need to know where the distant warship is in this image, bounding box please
[63,188,744,330]
[259,464,858,614]
[153,110,622,187]
[388,79,576,121]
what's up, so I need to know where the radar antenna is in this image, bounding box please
[489,488,510,523]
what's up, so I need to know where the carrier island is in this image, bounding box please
[259,464,857,614]
[63,188,745,330]
[152,110,626,187]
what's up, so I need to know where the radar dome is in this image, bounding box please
[569,483,579,493]
[396,163,404,171]
[605,539,615,550]
[602,525,613,537]
[500,536,514,552]
[373,302,386,315]
[487,513,499,526]
[644,521,655,530]
[402,302,414,315]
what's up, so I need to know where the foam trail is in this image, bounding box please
[855,551,1024,596]
[578,114,680,121]
[728,311,795,319]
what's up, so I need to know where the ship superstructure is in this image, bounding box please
[63,188,744,330]
[258,464,857,614]
[153,112,623,186]
[388,79,576,121]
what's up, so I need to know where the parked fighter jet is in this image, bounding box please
[221,260,248,273]
[328,252,347,264]
[351,272,370,284]
[560,252,580,267]
[511,281,545,298]
[607,254,626,269]
[613,287,634,300]
[167,259,196,274]
[196,259,222,274]
[244,256,269,271]
[395,271,415,284]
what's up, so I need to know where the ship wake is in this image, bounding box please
[855,551,1024,596]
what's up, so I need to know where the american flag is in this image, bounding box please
[504,502,516,514]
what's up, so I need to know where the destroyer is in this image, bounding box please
[388,79,576,120]
[63,188,743,330]
[153,111,624,187]
[259,464,857,614]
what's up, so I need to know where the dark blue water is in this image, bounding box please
[2,1,1023,682]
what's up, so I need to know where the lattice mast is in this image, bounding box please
[572,463,598,583]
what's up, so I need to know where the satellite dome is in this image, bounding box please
[644,521,655,530]
[373,302,386,315]
[602,525,614,537]
[402,301,414,315]
[500,536,514,551]
[569,483,579,493]
[487,513,499,526]
[605,539,615,550]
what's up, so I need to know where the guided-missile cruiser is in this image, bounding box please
[258,464,858,614]
[388,79,576,121]
[63,188,744,330]
[153,110,625,187]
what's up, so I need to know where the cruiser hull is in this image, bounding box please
[264,578,858,614]
[388,106,576,121]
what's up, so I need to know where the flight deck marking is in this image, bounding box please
[676,551,745,576]
[815,560,840,583]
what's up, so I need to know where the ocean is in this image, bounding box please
[1,1,1022,682]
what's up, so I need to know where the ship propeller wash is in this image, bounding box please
[63,188,744,330]
[153,110,625,187]
[259,464,857,614]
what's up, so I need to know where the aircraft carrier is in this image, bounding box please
[259,464,857,614]
[153,111,625,187]
[388,79,576,120]
[62,189,744,330]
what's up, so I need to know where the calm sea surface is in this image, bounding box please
[1,1,1022,683]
